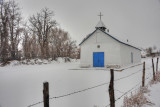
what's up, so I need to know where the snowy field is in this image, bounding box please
[145,82,160,107]
[0,57,159,107]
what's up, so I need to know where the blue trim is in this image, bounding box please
[79,28,141,51]
[79,30,97,46]
[93,52,104,67]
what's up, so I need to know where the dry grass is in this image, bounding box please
[155,72,160,81]
[122,72,160,107]
[149,72,160,85]
[122,87,149,107]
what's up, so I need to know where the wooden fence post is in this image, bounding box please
[142,62,145,87]
[43,82,49,107]
[108,69,115,107]
[156,58,159,74]
[152,58,156,81]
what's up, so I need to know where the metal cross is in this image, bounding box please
[98,12,103,20]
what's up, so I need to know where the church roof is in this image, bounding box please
[95,20,106,28]
[79,28,141,51]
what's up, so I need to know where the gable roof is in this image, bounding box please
[79,28,141,51]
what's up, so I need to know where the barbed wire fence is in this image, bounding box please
[27,58,159,107]
[28,65,143,107]
[106,72,153,107]
[28,81,111,107]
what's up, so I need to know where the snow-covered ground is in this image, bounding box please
[145,83,160,107]
[0,57,159,107]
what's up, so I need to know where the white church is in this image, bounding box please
[79,14,141,68]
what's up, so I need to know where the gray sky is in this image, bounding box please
[16,0,160,50]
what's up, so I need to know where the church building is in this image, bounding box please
[79,14,141,68]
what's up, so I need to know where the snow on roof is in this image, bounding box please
[109,32,141,50]
[79,28,141,51]
[95,20,106,28]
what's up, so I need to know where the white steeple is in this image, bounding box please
[95,12,108,32]
[96,20,106,28]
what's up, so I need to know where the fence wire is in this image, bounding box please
[114,69,142,82]
[106,73,153,107]
[49,82,110,99]
[28,66,153,107]
[28,81,110,107]
[114,63,143,71]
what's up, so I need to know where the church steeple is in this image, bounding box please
[95,20,106,31]
[95,12,108,32]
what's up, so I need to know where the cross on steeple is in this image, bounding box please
[98,12,103,20]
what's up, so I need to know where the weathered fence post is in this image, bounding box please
[142,62,145,87]
[43,82,49,107]
[108,69,115,107]
[152,58,156,81]
[156,57,159,74]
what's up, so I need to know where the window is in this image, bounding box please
[131,52,133,63]
[97,45,100,48]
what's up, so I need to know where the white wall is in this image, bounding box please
[80,29,121,67]
[120,43,141,66]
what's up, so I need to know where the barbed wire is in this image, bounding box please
[106,81,141,107]
[114,69,142,82]
[106,73,153,107]
[51,68,148,100]
[114,63,143,72]
[28,101,43,107]
[28,66,153,107]
[28,81,110,107]
[114,65,153,82]
[49,82,110,99]
[114,73,152,96]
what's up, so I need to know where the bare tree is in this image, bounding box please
[0,0,22,63]
[8,0,22,60]
[22,27,31,59]
[50,28,68,57]
[29,8,57,59]
[1,2,78,63]
[0,1,10,62]
[49,28,78,59]
[68,40,77,58]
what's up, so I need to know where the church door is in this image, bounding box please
[93,52,104,67]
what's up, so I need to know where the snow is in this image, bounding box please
[144,82,160,107]
[0,57,159,107]
[141,50,147,57]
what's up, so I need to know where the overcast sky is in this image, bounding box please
[15,0,160,50]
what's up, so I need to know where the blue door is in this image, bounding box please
[93,52,104,67]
